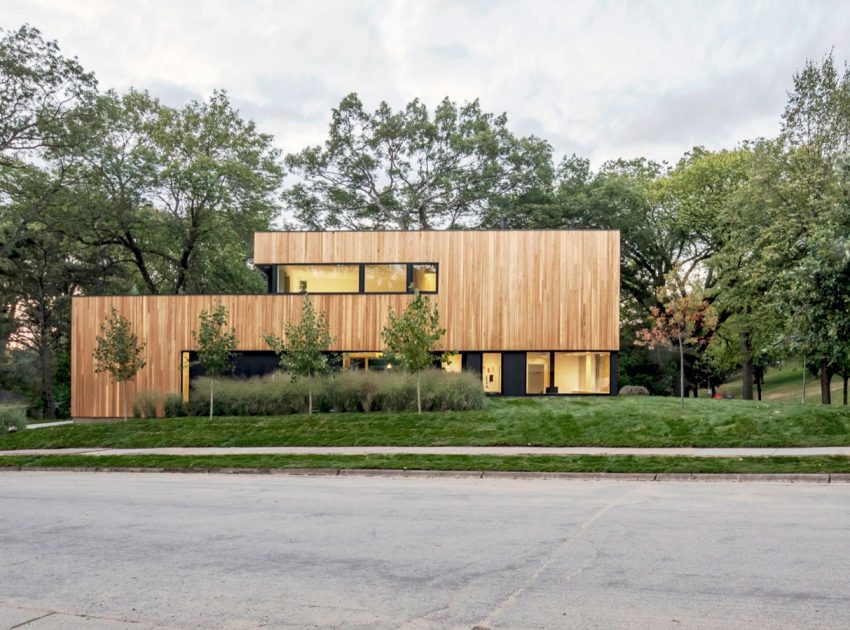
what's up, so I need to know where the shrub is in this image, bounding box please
[163,393,187,418]
[619,385,650,396]
[186,369,486,416]
[0,405,27,433]
[132,391,162,418]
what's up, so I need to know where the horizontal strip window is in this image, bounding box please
[274,263,438,294]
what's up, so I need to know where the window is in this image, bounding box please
[277,265,359,293]
[442,353,462,373]
[554,352,610,394]
[412,264,437,293]
[482,353,501,393]
[342,352,386,370]
[274,263,437,294]
[526,352,550,394]
[364,264,407,293]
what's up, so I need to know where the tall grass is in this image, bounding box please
[0,405,27,432]
[188,369,486,416]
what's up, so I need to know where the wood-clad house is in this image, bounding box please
[71,230,620,418]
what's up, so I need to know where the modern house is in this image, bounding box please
[71,230,621,418]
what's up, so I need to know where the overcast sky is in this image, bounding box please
[5,0,850,166]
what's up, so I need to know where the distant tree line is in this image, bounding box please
[2,23,849,416]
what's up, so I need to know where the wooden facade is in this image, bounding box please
[72,230,620,417]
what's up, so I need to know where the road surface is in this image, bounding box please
[1,472,849,629]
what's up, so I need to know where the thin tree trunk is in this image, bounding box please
[678,336,684,409]
[843,373,848,406]
[820,362,831,405]
[209,377,214,420]
[123,381,128,421]
[740,331,753,401]
[692,384,699,398]
[802,355,807,404]
[417,372,422,414]
[308,382,313,416]
[756,377,763,401]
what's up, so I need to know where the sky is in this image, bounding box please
[4,0,850,167]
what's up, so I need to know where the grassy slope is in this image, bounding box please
[721,361,846,403]
[1,453,849,473]
[2,395,850,450]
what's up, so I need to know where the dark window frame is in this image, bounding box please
[272,262,439,295]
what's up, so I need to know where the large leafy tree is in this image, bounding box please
[264,294,336,415]
[285,93,552,230]
[76,89,283,294]
[0,24,96,163]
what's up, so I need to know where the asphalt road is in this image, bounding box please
[1,473,849,629]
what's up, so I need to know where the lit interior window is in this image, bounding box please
[442,353,462,373]
[277,265,359,293]
[553,352,610,394]
[482,353,501,393]
[412,264,437,293]
[526,352,550,394]
[364,264,407,293]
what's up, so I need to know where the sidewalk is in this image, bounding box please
[2,445,850,457]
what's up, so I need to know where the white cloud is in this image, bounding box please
[4,0,849,165]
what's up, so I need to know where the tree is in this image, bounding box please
[0,24,96,163]
[638,269,718,407]
[192,302,237,419]
[285,93,552,230]
[75,89,282,294]
[93,307,146,420]
[263,294,335,415]
[381,289,446,414]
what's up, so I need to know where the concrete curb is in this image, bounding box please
[1,466,849,483]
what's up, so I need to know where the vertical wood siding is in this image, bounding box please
[72,230,619,417]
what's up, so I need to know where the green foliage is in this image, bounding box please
[187,369,485,416]
[264,294,335,379]
[132,391,161,419]
[382,291,446,374]
[0,405,27,433]
[93,308,147,383]
[192,302,237,377]
[263,294,335,415]
[284,93,552,230]
[381,289,447,413]
[163,393,187,418]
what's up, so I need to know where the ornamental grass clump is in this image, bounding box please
[187,369,485,416]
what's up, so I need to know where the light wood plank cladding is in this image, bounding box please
[73,230,620,417]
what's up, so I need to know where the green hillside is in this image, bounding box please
[720,361,847,404]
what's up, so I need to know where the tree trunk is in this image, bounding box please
[308,382,313,416]
[843,373,848,406]
[209,377,214,420]
[417,372,422,414]
[802,355,807,404]
[692,384,699,398]
[740,331,753,401]
[818,362,831,405]
[123,380,128,421]
[678,336,685,409]
[756,377,763,401]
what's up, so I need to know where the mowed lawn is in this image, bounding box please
[2,395,850,450]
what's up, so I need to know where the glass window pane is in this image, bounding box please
[442,353,462,373]
[554,352,610,394]
[364,264,407,293]
[483,353,501,393]
[412,264,437,293]
[277,265,359,293]
[526,352,550,394]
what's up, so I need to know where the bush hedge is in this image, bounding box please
[188,369,486,416]
[0,405,27,433]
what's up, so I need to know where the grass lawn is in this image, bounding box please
[2,395,849,450]
[0,453,849,474]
